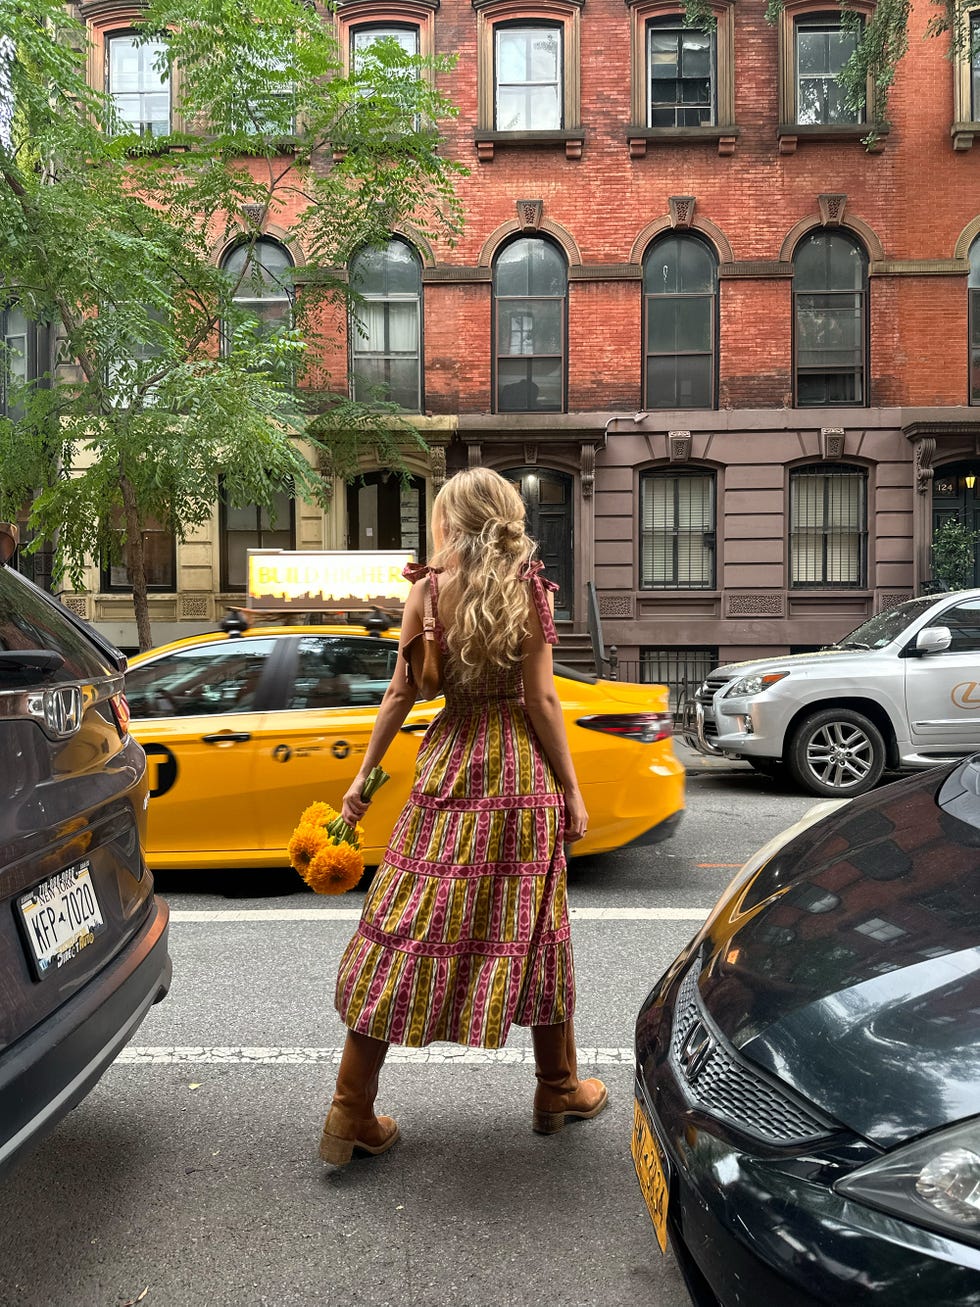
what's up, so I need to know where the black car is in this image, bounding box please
[633,755,980,1305]
[0,530,171,1176]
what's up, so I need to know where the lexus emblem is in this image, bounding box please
[952,681,980,710]
[680,1019,713,1081]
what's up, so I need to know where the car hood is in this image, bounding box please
[710,646,876,681]
[697,759,980,1148]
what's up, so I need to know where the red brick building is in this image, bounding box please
[65,0,980,676]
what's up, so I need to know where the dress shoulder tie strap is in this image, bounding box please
[401,562,443,632]
[518,559,559,646]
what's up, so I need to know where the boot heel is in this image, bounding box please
[532,1108,566,1135]
[319,1131,355,1165]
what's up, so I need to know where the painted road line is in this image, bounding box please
[114,1045,636,1066]
[168,907,710,923]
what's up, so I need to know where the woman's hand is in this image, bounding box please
[563,788,589,844]
[341,779,371,828]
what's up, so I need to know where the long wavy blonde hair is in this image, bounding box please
[430,468,536,679]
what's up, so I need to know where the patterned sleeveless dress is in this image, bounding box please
[334,560,576,1049]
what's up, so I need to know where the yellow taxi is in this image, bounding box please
[125,620,685,870]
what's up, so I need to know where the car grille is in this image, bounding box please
[695,674,730,705]
[669,963,837,1147]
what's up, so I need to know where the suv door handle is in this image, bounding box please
[202,732,252,744]
[399,723,431,734]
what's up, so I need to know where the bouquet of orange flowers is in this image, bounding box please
[288,766,391,894]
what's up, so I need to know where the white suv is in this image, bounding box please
[679,589,980,796]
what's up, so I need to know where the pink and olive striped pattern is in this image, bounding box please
[335,566,576,1049]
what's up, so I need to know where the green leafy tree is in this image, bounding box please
[0,0,463,648]
[931,517,980,590]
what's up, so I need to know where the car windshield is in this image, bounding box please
[829,595,943,650]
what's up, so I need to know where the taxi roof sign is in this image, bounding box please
[247,549,414,611]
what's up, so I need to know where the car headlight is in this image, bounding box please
[724,671,789,697]
[836,1117,980,1249]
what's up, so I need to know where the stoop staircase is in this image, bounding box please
[554,622,600,676]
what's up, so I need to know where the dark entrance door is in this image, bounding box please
[503,468,573,619]
[347,472,426,560]
[932,462,980,588]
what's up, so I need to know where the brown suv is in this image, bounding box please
[0,528,171,1175]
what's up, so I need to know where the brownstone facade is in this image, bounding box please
[72,0,980,675]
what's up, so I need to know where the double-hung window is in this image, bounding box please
[969,236,980,403]
[643,234,717,408]
[106,32,171,137]
[495,25,562,130]
[793,230,868,406]
[220,238,294,354]
[219,482,294,592]
[790,464,867,588]
[640,470,716,589]
[494,238,566,412]
[794,15,862,125]
[647,19,716,127]
[1,303,30,418]
[349,238,422,411]
[101,510,176,593]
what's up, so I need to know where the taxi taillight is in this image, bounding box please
[575,712,673,743]
[109,691,132,737]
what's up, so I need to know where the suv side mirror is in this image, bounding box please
[915,626,952,655]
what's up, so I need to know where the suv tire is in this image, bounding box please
[788,708,886,797]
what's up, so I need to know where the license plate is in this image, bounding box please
[18,860,105,978]
[632,1097,671,1253]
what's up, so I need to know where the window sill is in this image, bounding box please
[472,129,585,161]
[776,123,888,154]
[951,122,980,151]
[626,125,740,158]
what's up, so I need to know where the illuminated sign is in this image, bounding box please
[247,550,414,611]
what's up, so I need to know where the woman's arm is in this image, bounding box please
[521,590,588,843]
[340,579,427,825]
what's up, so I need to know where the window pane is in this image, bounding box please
[352,25,419,63]
[496,84,561,131]
[496,300,562,355]
[495,239,566,297]
[646,354,712,408]
[125,639,275,718]
[796,23,861,124]
[497,358,561,411]
[288,637,398,710]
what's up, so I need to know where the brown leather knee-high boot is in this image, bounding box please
[530,1018,608,1135]
[319,1029,400,1165]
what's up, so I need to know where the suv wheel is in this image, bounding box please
[788,709,886,797]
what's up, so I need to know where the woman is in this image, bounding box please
[320,467,606,1165]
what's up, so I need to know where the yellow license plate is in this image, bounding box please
[632,1098,670,1253]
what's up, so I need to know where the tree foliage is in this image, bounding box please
[0,0,463,647]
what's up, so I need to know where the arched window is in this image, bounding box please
[969,235,980,404]
[793,230,867,406]
[790,463,867,587]
[349,238,422,411]
[494,237,566,413]
[643,234,717,409]
[220,238,294,352]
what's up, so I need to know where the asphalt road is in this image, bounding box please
[1,765,820,1307]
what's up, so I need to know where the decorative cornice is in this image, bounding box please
[718,260,793,279]
[869,259,970,277]
[422,266,492,283]
[567,263,642,281]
